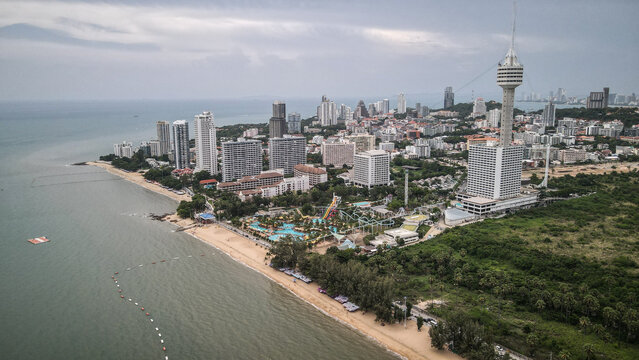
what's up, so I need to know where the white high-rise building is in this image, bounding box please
[194,111,218,174]
[397,93,406,114]
[321,142,355,167]
[317,95,337,126]
[172,120,190,170]
[269,137,306,175]
[221,139,262,182]
[382,99,390,114]
[466,145,523,199]
[149,140,161,157]
[156,121,171,155]
[114,141,133,158]
[353,150,391,188]
[487,109,501,128]
[472,98,487,117]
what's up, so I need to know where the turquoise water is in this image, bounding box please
[0,100,398,360]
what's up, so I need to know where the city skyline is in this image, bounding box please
[1,0,637,101]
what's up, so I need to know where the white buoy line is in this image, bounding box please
[111,252,216,358]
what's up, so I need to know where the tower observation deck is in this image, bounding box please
[497,2,523,147]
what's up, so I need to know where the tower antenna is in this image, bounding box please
[511,1,517,50]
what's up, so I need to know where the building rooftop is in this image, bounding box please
[444,207,475,221]
[293,164,327,175]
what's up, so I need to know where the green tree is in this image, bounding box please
[417,317,424,331]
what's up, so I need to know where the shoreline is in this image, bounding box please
[89,161,461,360]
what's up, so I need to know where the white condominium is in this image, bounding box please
[221,139,262,182]
[353,150,390,188]
[287,112,301,133]
[487,109,501,128]
[317,95,337,126]
[466,145,523,200]
[156,121,171,155]
[172,120,190,170]
[321,142,355,167]
[194,111,218,174]
[269,136,306,175]
[397,93,406,114]
[114,141,133,158]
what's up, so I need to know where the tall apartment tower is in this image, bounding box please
[542,101,556,127]
[287,112,301,133]
[194,111,218,174]
[156,121,171,155]
[382,99,390,114]
[397,93,407,114]
[269,137,306,175]
[221,139,262,182]
[444,87,455,109]
[318,96,337,126]
[352,150,391,188]
[269,101,287,139]
[172,120,190,170]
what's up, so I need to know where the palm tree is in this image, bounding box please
[536,299,546,312]
[558,350,571,360]
[579,316,591,333]
[583,344,595,360]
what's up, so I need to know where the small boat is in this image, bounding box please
[28,236,50,245]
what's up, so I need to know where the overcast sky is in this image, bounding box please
[0,0,637,101]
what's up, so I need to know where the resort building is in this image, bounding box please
[149,140,161,157]
[352,150,390,188]
[269,136,306,175]
[293,164,328,186]
[221,139,262,182]
[218,172,284,192]
[321,142,355,167]
[194,111,218,174]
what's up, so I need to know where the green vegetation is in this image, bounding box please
[282,171,639,359]
[391,157,462,182]
[100,150,149,171]
[556,107,639,127]
[176,194,207,218]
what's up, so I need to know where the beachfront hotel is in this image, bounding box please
[268,136,306,175]
[156,121,171,156]
[194,111,218,175]
[221,139,262,182]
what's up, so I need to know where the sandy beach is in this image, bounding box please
[90,161,461,360]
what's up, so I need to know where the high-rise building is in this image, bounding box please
[114,141,133,158]
[321,142,355,167]
[345,134,376,153]
[317,96,337,126]
[497,29,523,146]
[382,99,390,114]
[487,109,501,128]
[466,145,523,199]
[194,111,218,174]
[556,88,566,102]
[172,120,190,170]
[444,87,455,109]
[542,101,556,127]
[268,137,306,175]
[416,102,422,117]
[339,104,347,120]
[356,100,369,118]
[352,150,390,188]
[287,112,301,133]
[156,121,171,155]
[586,87,610,109]
[269,101,287,138]
[397,93,407,114]
[221,139,262,182]
[472,98,487,117]
[149,140,161,157]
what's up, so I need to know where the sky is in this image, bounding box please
[0,0,637,102]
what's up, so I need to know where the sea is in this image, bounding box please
[0,98,554,359]
[0,99,400,360]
